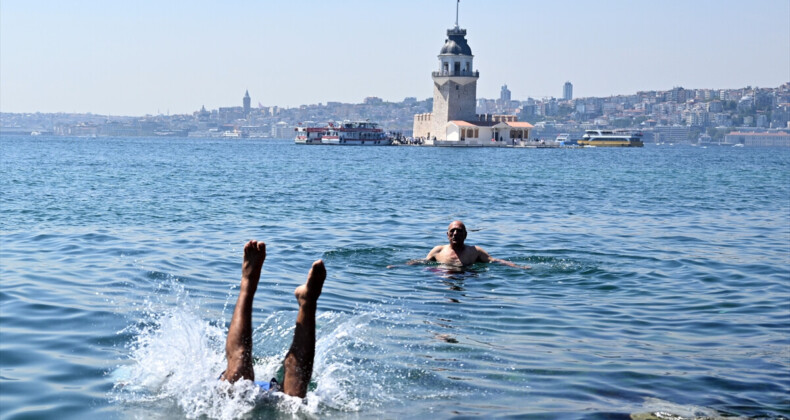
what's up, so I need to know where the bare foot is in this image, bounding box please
[294,260,325,306]
[241,240,266,292]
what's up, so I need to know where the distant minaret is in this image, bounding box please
[243,90,251,116]
[428,0,478,140]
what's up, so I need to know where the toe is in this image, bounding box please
[309,260,326,278]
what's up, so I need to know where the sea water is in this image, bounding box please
[1,136,788,419]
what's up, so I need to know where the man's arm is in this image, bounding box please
[475,246,530,269]
[387,246,442,268]
[489,257,530,269]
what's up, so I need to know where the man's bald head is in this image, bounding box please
[447,221,467,248]
[448,220,467,232]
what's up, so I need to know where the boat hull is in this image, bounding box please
[321,138,392,146]
[578,140,643,147]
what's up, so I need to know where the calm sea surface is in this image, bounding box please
[1,135,788,419]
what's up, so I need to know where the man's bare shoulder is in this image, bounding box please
[471,245,491,262]
[426,244,447,259]
[428,244,447,254]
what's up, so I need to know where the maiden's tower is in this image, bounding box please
[412,2,532,146]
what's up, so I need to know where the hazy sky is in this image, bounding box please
[2,0,788,116]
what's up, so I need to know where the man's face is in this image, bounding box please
[447,223,467,246]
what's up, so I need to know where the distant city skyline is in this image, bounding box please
[1,0,788,116]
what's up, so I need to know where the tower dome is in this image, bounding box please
[439,28,472,56]
[435,26,476,78]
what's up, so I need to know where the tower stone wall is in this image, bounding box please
[431,79,477,140]
[413,113,433,140]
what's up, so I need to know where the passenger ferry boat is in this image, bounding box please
[294,125,324,144]
[295,121,392,146]
[578,129,644,147]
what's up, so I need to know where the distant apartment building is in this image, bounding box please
[477,98,494,114]
[500,85,511,104]
[707,101,723,113]
[771,106,790,128]
[271,121,291,139]
[652,125,690,143]
[218,107,246,121]
[602,102,619,114]
[697,89,719,101]
[518,103,537,119]
[685,111,710,127]
[711,113,733,127]
[563,81,573,100]
[668,87,687,103]
[738,96,754,112]
[756,114,769,128]
[724,131,790,147]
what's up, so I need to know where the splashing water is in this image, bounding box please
[109,278,410,419]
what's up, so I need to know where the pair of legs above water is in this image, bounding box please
[220,240,325,398]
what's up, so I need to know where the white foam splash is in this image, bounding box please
[110,280,396,419]
[638,397,734,420]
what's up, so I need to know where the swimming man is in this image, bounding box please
[220,240,325,398]
[394,221,530,269]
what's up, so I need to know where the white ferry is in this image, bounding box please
[294,125,324,144]
[295,121,392,146]
[222,130,247,138]
[578,129,644,147]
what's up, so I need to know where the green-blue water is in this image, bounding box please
[1,136,788,419]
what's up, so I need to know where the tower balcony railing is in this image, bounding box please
[432,70,479,78]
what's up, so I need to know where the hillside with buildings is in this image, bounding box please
[2,82,789,146]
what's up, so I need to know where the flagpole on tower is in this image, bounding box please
[455,0,460,28]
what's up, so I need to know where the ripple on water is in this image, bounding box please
[2,138,789,419]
